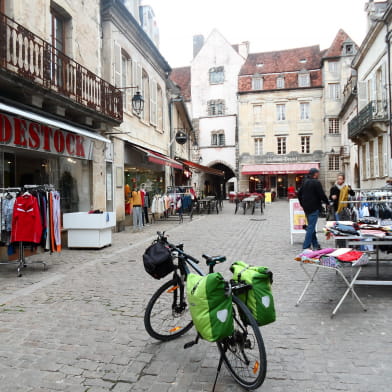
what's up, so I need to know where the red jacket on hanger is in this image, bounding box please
[11,193,43,243]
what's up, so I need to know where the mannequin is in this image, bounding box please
[140,183,150,225]
[131,187,143,230]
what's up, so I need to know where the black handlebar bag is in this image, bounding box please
[143,242,174,279]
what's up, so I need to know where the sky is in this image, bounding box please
[141,0,370,68]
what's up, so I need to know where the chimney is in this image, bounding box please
[238,41,250,59]
[193,35,204,58]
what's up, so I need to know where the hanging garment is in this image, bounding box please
[2,196,15,232]
[11,194,42,243]
[51,191,61,252]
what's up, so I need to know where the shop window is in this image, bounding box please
[209,66,224,84]
[328,118,339,134]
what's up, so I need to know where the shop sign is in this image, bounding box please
[0,113,93,160]
[289,198,307,244]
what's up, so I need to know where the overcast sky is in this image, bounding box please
[141,0,370,68]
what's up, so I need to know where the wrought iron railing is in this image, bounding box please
[0,12,122,122]
[348,100,388,139]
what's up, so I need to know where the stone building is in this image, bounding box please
[237,45,324,197]
[0,0,121,214]
[346,0,391,189]
[322,29,358,190]
[101,0,194,227]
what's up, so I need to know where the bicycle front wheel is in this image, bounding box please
[144,279,193,341]
[217,295,267,390]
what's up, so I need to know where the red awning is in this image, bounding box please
[242,162,319,175]
[177,158,224,177]
[132,145,183,170]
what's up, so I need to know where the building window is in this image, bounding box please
[150,80,157,126]
[277,76,285,89]
[300,102,310,120]
[253,104,262,124]
[209,66,224,84]
[328,154,340,171]
[121,54,128,109]
[276,104,286,121]
[328,118,340,134]
[328,83,340,100]
[277,137,286,154]
[254,138,263,155]
[328,61,338,73]
[344,43,354,55]
[211,131,225,146]
[207,100,225,116]
[298,73,310,87]
[301,136,310,154]
[252,77,263,90]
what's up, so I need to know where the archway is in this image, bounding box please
[210,162,235,199]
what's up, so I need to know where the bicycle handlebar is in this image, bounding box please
[156,231,200,264]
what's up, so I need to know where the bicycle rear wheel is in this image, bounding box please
[144,279,193,341]
[217,295,267,390]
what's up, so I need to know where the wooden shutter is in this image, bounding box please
[113,41,121,87]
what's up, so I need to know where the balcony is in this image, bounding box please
[0,12,122,123]
[348,100,388,140]
[339,145,350,158]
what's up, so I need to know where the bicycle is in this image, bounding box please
[144,231,267,390]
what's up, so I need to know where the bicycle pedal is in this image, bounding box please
[184,341,195,349]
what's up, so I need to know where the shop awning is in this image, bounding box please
[0,102,111,143]
[242,162,320,175]
[177,158,224,177]
[132,145,183,170]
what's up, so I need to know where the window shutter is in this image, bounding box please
[359,145,364,180]
[374,139,379,177]
[150,80,157,126]
[383,134,388,176]
[114,41,121,87]
[365,142,370,179]
[358,81,367,110]
[372,77,377,113]
[382,63,388,112]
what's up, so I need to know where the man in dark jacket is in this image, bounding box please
[297,168,329,250]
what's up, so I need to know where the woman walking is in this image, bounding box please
[329,173,355,221]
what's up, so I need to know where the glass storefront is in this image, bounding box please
[0,147,91,213]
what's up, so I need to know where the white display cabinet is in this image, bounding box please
[63,212,115,248]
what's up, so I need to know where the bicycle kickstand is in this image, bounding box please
[212,354,224,392]
[184,333,200,349]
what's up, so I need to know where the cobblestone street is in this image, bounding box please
[0,200,391,392]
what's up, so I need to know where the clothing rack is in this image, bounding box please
[0,185,60,276]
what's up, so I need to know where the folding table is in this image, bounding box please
[295,255,368,317]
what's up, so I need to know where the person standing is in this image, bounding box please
[297,168,329,250]
[329,173,355,221]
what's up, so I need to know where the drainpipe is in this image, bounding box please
[385,22,392,176]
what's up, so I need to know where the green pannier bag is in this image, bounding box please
[230,261,276,326]
[186,272,234,342]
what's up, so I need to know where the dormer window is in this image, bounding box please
[298,72,310,87]
[252,75,263,90]
[277,76,285,89]
[344,44,353,55]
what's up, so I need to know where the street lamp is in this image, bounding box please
[117,86,144,115]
